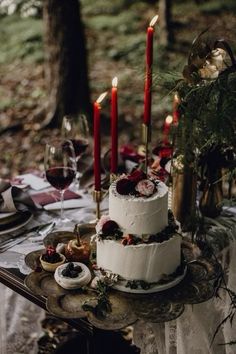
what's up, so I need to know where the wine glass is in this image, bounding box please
[61,114,89,189]
[44,138,76,225]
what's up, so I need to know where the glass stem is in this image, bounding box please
[60,190,65,221]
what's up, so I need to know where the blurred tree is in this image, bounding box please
[159,0,174,47]
[42,0,91,128]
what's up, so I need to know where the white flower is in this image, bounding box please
[199,60,219,79]
[209,48,227,71]
[199,48,227,80]
[135,179,155,196]
[95,215,110,234]
[172,155,184,172]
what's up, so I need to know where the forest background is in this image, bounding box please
[0,0,236,178]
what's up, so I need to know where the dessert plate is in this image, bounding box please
[24,271,68,296]
[0,211,33,235]
[46,290,96,320]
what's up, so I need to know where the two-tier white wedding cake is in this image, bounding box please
[95,171,182,292]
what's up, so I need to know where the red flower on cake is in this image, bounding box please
[135,179,156,196]
[96,215,119,236]
[116,178,134,195]
[122,234,135,246]
[96,215,111,233]
[128,169,146,184]
[102,220,119,236]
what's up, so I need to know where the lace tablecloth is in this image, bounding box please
[133,208,236,354]
[0,190,107,354]
[0,192,236,354]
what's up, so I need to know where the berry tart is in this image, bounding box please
[40,246,66,272]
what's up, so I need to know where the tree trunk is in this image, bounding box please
[158,0,174,47]
[43,0,91,128]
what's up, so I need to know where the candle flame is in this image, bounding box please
[174,93,180,103]
[112,76,118,88]
[149,14,159,27]
[96,92,108,104]
[165,115,173,125]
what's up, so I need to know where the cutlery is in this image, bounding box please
[0,222,55,253]
[0,222,52,247]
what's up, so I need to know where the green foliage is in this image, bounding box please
[177,68,236,152]
[0,14,43,64]
[199,0,236,14]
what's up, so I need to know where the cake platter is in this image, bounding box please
[24,225,222,330]
[110,266,187,294]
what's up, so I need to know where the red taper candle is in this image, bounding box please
[143,15,158,126]
[111,77,118,174]
[94,92,107,191]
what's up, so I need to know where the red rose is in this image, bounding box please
[102,220,119,236]
[116,178,134,195]
[128,169,146,184]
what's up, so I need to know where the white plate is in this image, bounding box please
[0,212,16,219]
[0,213,33,236]
[112,267,187,294]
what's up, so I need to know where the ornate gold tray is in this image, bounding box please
[24,226,222,330]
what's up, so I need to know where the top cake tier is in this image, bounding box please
[109,180,168,236]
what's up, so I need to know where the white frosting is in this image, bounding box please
[109,180,168,235]
[54,262,91,289]
[96,235,181,283]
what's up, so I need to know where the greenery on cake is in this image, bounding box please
[125,261,186,290]
[95,210,180,245]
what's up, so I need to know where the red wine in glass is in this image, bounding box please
[46,167,76,191]
[70,139,89,158]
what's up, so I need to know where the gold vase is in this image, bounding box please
[199,182,223,218]
[172,168,197,230]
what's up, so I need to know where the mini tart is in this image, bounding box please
[40,253,66,272]
[54,262,91,289]
[65,239,90,263]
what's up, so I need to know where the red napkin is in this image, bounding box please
[32,189,81,206]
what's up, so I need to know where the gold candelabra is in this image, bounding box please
[93,190,103,220]
[110,173,118,184]
[142,123,151,175]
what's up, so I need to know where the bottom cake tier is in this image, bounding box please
[96,234,181,283]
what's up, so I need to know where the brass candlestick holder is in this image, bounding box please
[110,173,118,184]
[142,123,151,175]
[93,190,103,220]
